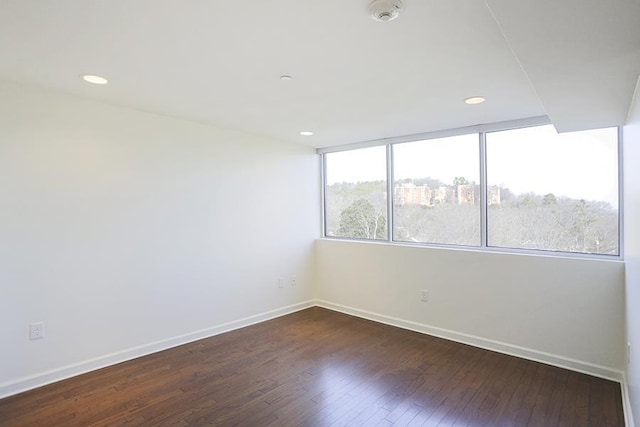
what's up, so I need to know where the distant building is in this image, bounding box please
[457,184,475,205]
[395,182,501,207]
[433,186,451,204]
[394,183,431,206]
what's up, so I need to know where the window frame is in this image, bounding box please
[319,116,623,260]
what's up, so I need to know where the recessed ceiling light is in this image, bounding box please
[465,96,485,105]
[280,75,293,81]
[300,131,314,136]
[80,74,108,85]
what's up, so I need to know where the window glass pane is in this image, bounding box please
[324,146,387,240]
[393,134,480,246]
[486,125,618,255]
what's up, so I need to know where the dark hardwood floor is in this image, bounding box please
[0,307,624,426]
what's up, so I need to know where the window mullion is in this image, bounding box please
[618,126,624,258]
[387,144,394,243]
[321,153,328,237]
[480,132,488,248]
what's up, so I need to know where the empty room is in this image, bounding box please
[1,0,640,426]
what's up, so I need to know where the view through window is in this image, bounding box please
[393,134,480,246]
[322,124,619,256]
[486,125,619,255]
[324,146,387,240]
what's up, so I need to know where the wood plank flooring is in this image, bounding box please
[0,307,624,426]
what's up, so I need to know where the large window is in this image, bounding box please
[486,125,619,255]
[324,146,387,240]
[322,123,620,257]
[393,134,480,246]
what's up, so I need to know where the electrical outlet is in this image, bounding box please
[420,290,429,302]
[291,275,297,286]
[30,322,45,340]
[279,277,285,288]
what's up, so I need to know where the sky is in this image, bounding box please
[325,125,619,206]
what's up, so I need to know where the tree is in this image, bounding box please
[543,193,557,206]
[453,177,469,186]
[569,199,598,252]
[338,198,387,239]
[328,177,618,255]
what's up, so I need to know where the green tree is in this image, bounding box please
[453,177,469,185]
[338,198,387,239]
[570,199,598,252]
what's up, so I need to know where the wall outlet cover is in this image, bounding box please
[30,322,45,340]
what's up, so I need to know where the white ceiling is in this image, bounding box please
[0,0,638,148]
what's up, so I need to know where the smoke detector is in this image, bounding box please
[369,0,403,22]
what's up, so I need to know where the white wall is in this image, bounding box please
[0,80,320,397]
[316,239,625,378]
[624,80,640,426]
[0,76,631,413]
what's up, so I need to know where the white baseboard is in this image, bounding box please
[315,300,624,384]
[0,300,315,400]
[3,298,631,426]
[622,373,636,427]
